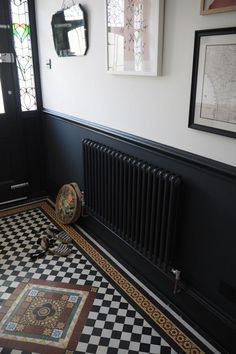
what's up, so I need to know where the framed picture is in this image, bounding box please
[200,0,236,15]
[188,27,236,138]
[106,0,164,76]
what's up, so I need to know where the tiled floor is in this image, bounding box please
[0,201,220,354]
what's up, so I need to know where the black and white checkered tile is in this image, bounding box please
[0,206,176,354]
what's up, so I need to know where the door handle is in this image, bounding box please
[0,25,10,29]
[0,53,14,63]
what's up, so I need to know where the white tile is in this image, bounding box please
[89,335,100,345]
[101,329,113,338]
[75,341,89,352]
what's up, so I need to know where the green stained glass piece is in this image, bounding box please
[12,23,30,43]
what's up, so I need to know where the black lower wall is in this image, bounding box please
[42,110,236,353]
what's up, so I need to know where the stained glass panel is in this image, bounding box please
[0,77,5,114]
[10,0,37,111]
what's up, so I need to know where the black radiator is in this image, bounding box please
[82,139,181,271]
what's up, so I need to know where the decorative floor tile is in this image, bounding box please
[0,201,220,354]
[0,279,96,353]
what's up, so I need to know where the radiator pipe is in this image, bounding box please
[171,268,181,295]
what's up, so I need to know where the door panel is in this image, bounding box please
[0,141,14,181]
[0,0,29,203]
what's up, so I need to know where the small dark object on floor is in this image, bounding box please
[31,233,71,261]
[30,250,47,260]
[41,235,57,250]
[46,227,59,236]
[41,235,72,257]
[31,236,56,262]
[46,227,72,244]
[37,236,56,248]
[49,243,72,256]
[47,237,56,247]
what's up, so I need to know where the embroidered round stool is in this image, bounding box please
[55,183,82,224]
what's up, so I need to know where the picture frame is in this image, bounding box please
[200,0,236,15]
[188,27,236,138]
[106,0,164,76]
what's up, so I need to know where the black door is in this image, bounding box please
[0,0,29,203]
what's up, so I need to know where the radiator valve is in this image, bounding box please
[81,191,85,207]
[80,191,88,217]
[171,268,181,295]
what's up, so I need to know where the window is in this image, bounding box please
[10,0,37,111]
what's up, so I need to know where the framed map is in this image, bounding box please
[188,27,236,138]
[106,0,164,76]
[201,0,236,15]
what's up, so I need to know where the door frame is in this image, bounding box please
[0,0,42,204]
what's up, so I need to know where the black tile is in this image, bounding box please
[111,330,122,339]
[151,336,161,345]
[85,280,93,286]
[119,340,130,349]
[140,343,151,352]
[78,333,90,343]
[92,328,103,336]
[134,318,144,326]
[86,319,96,327]
[39,274,48,280]
[123,324,133,332]
[119,302,129,309]
[108,307,118,315]
[131,333,142,342]
[104,321,115,329]
[80,274,87,280]
[107,348,118,354]
[99,337,110,346]
[142,326,152,335]
[160,346,172,354]
[92,305,101,312]
[115,315,126,323]
[127,309,136,317]
[86,344,98,353]
[97,313,107,321]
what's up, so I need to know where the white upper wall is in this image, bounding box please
[35,0,236,167]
